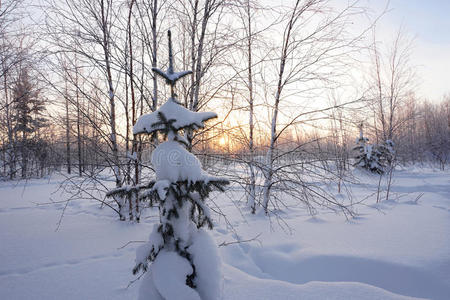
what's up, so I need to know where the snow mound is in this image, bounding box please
[138,250,201,300]
[223,264,424,300]
[138,270,164,300]
[189,229,222,300]
[133,98,217,135]
[151,141,203,182]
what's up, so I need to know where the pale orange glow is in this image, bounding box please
[219,136,226,146]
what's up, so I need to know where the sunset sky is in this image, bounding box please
[370,0,450,102]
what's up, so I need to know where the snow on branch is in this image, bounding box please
[133,98,217,135]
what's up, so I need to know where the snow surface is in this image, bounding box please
[133,98,217,135]
[0,167,449,299]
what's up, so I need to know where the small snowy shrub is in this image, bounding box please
[352,123,394,174]
[378,139,395,168]
[353,134,395,174]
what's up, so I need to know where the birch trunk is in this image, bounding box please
[245,0,256,213]
[3,63,15,179]
[101,0,123,220]
[127,0,137,220]
[75,60,82,176]
[187,0,217,150]
[151,0,158,112]
[64,77,71,174]
[5,78,15,179]
[262,1,297,214]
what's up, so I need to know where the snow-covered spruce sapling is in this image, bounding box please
[353,123,383,174]
[353,124,396,175]
[378,139,395,168]
[120,30,228,300]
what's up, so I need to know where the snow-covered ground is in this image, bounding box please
[0,167,449,299]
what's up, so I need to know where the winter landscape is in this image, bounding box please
[0,167,449,300]
[1,0,449,299]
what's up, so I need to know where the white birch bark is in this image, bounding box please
[262,1,298,214]
[100,0,122,188]
[245,0,256,213]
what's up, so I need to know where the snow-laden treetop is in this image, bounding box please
[133,30,217,136]
[152,30,192,90]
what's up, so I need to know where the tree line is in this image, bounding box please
[0,0,448,218]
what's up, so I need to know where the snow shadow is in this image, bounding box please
[247,249,450,300]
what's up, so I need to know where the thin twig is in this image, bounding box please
[117,240,146,250]
[218,233,262,247]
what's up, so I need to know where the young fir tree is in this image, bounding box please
[380,140,395,162]
[353,123,384,174]
[377,139,395,171]
[108,30,228,300]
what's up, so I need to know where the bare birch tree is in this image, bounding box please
[260,0,367,214]
[369,27,415,144]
